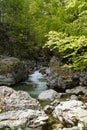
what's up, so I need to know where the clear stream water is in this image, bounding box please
[13,70,48,98]
[12,71,61,130]
[13,71,53,130]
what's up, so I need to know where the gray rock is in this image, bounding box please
[0,57,28,85]
[44,105,54,114]
[46,70,78,89]
[59,127,79,130]
[46,57,79,90]
[66,86,87,95]
[50,56,61,67]
[38,89,60,102]
[0,86,48,129]
[0,109,48,128]
[80,70,87,86]
[50,99,60,107]
[70,95,78,100]
[0,86,41,111]
[25,127,42,130]
[53,100,87,129]
[46,56,87,90]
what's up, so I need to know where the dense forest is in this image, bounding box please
[0,0,87,70]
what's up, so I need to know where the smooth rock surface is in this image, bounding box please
[38,89,60,102]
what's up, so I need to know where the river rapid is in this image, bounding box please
[13,70,48,98]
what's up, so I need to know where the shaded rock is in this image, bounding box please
[66,86,87,95]
[25,127,42,130]
[38,89,60,102]
[46,70,59,88]
[46,56,87,90]
[0,86,48,129]
[44,105,54,114]
[70,95,78,100]
[50,99,60,107]
[80,70,87,86]
[59,126,79,130]
[39,67,47,75]
[50,56,61,67]
[0,55,5,60]
[0,57,28,85]
[53,100,87,129]
[79,94,87,103]
[46,56,79,90]
[52,123,63,130]
[46,68,79,90]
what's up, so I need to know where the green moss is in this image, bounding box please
[51,65,72,78]
[39,101,49,109]
[0,58,21,74]
[52,123,63,130]
[42,114,63,130]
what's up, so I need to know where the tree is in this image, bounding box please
[44,0,87,70]
[0,0,87,64]
[44,31,87,70]
[0,0,32,57]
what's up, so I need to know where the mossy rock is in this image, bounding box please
[0,57,22,74]
[0,56,28,85]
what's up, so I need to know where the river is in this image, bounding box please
[12,71,53,130]
[13,70,48,98]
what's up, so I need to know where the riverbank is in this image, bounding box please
[0,55,87,130]
[0,85,87,130]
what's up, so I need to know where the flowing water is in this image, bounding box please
[12,71,60,130]
[13,70,48,98]
[12,71,54,130]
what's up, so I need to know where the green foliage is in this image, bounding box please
[44,31,87,70]
[43,0,87,70]
[0,0,87,62]
[0,0,33,57]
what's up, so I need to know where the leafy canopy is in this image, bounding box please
[44,0,87,70]
[0,0,87,62]
[44,31,87,70]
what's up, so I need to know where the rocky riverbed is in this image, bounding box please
[0,86,87,130]
[39,56,87,130]
[0,86,48,130]
[0,55,87,130]
[38,88,87,130]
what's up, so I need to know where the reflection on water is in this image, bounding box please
[13,71,48,98]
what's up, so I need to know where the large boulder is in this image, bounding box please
[66,86,87,95]
[46,68,79,90]
[46,56,87,90]
[0,56,28,85]
[38,89,61,102]
[53,100,87,129]
[0,86,48,129]
[80,70,87,86]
